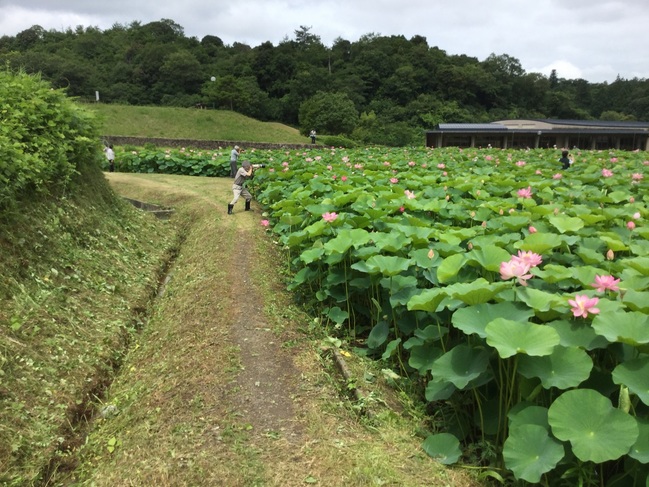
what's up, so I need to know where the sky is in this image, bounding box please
[0,0,647,84]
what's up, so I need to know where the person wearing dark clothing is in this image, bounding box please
[309,130,317,144]
[230,145,240,178]
[559,150,573,169]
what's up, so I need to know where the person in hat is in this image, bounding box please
[230,145,241,178]
[228,160,254,214]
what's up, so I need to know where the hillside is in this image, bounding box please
[87,104,309,144]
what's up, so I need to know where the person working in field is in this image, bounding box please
[559,150,573,169]
[230,145,241,178]
[228,160,254,214]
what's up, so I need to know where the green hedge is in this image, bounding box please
[0,69,100,208]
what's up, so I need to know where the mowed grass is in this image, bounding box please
[86,103,308,144]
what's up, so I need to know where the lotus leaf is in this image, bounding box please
[408,344,443,373]
[364,255,413,276]
[503,424,565,483]
[548,389,639,463]
[437,254,466,283]
[466,245,512,272]
[515,232,562,254]
[592,310,649,346]
[430,344,490,389]
[548,215,585,234]
[422,433,462,465]
[425,379,456,401]
[452,302,534,338]
[612,356,649,406]
[546,319,609,350]
[629,418,649,464]
[486,319,560,358]
[518,346,592,389]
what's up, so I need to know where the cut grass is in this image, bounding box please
[87,104,308,144]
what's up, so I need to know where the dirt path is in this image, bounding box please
[87,173,479,487]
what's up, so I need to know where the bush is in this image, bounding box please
[318,135,357,148]
[0,68,100,208]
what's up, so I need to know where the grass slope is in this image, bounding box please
[87,104,308,144]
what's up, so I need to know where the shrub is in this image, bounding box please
[0,68,100,208]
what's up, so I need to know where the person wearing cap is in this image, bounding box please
[228,160,254,214]
[230,145,240,178]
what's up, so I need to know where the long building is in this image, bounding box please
[425,119,649,151]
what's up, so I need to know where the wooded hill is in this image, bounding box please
[2,19,648,146]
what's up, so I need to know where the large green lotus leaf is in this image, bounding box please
[571,265,613,288]
[599,233,629,252]
[547,319,609,350]
[445,279,510,305]
[437,254,467,283]
[624,257,649,276]
[438,232,462,246]
[503,424,565,483]
[622,290,649,313]
[515,232,563,254]
[466,245,512,272]
[371,232,412,253]
[575,247,605,265]
[592,310,649,346]
[379,274,418,293]
[548,215,585,234]
[408,344,443,374]
[389,224,436,245]
[409,248,441,268]
[422,433,462,465]
[430,344,490,389]
[323,228,371,254]
[502,215,531,231]
[300,247,324,264]
[531,264,574,284]
[518,346,592,389]
[366,320,390,349]
[407,288,448,312]
[364,255,413,277]
[414,324,449,342]
[612,357,649,406]
[486,319,560,358]
[508,404,549,431]
[630,240,649,257]
[425,379,456,401]
[514,287,567,313]
[548,389,639,463]
[452,302,534,339]
[629,418,649,464]
[607,190,632,203]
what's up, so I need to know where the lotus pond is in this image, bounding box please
[117,145,649,485]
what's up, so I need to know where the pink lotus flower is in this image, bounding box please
[632,173,643,181]
[485,155,493,161]
[633,212,641,220]
[428,249,435,259]
[354,163,363,169]
[630,197,635,203]
[602,169,613,178]
[535,170,542,175]
[390,177,399,184]
[500,259,533,286]
[513,250,543,268]
[383,161,391,166]
[516,160,526,167]
[408,161,416,167]
[481,221,487,228]
[517,186,533,198]
[260,219,270,227]
[610,157,618,163]
[568,295,600,318]
[341,176,347,182]
[437,163,446,169]
[399,206,405,213]
[606,249,615,260]
[322,212,338,222]
[404,190,416,199]
[342,156,349,163]
[627,221,636,230]
[553,173,563,180]
[528,226,537,234]
[592,275,620,293]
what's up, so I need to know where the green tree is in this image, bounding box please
[298,91,359,136]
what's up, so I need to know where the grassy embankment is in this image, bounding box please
[88,104,309,144]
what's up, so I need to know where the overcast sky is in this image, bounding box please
[0,0,647,83]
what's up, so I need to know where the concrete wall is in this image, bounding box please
[102,136,314,151]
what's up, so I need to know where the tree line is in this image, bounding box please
[1,18,648,146]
